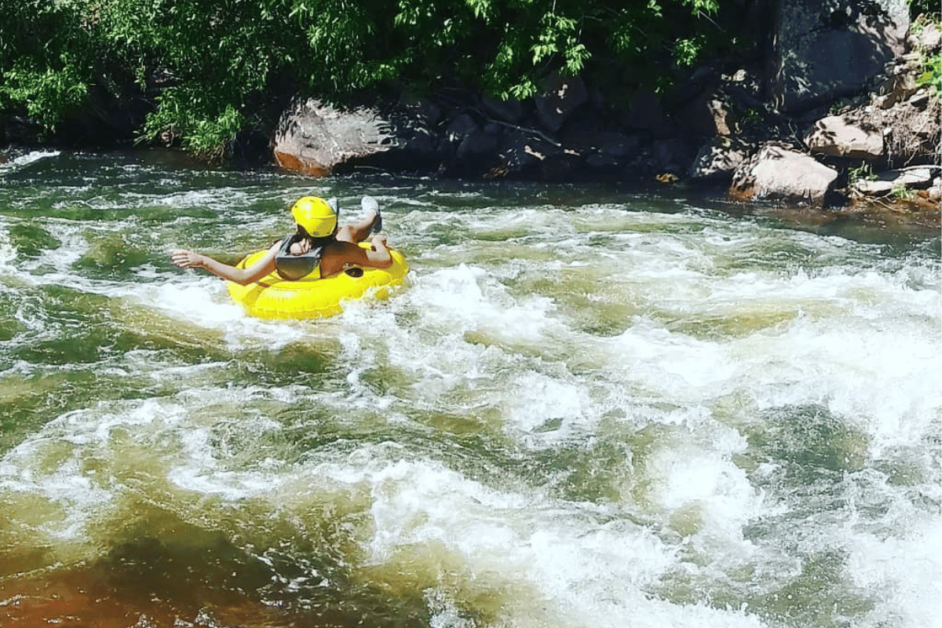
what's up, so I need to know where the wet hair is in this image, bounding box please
[296,224,335,249]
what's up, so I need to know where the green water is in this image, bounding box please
[0,149,939,628]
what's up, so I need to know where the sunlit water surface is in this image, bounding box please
[0,150,939,628]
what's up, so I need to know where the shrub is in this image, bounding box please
[1,0,730,158]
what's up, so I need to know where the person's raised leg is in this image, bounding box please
[337,196,382,243]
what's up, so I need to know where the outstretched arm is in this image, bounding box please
[171,244,278,286]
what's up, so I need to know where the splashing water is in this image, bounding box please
[0,150,939,628]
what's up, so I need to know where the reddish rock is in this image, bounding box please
[272,99,394,175]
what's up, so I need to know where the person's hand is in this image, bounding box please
[371,234,388,247]
[171,249,202,269]
[289,239,312,255]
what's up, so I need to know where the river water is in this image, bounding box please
[0,150,939,628]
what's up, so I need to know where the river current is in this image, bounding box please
[0,150,939,628]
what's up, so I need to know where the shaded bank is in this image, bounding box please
[1,1,940,222]
[266,3,939,220]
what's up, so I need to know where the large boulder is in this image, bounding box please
[273,99,394,175]
[769,0,909,112]
[681,88,735,137]
[560,127,641,170]
[272,97,447,175]
[805,115,885,160]
[482,96,525,124]
[730,143,839,205]
[440,113,500,174]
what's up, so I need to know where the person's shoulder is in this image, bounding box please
[326,240,365,255]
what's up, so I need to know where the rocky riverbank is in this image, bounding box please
[268,1,939,227]
[3,0,940,228]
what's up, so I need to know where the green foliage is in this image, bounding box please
[0,0,729,159]
[96,0,303,159]
[848,162,876,187]
[675,35,707,67]
[891,184,916,201]
[740,107,762,125]
[908,0,942,21]
[916,53,942,96]
[0,0,98,131]
[0,59,90,130]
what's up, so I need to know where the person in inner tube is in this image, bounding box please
[171,196,392,284]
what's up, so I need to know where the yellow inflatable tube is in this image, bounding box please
[227,242,409,320]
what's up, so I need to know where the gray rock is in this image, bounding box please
[769,0,910,112]
[441,113,500,172]
[689,137,757,182]
[560,129,640,159]
[398,92,442,127]
[456,129,499,161]
[482,96,525,124]
[854,178,895,195]
[917,21,941,52]
[273,99,394,175]
[856,166,939,196]
[928,179,942,201]
[805,115,885,159]
[682,90,734,137]
[626,91,673,138]
[652,139,694,173]
[586,152,620,168]
[444,114,478,144]
[495,131,566,177]
[731,143,839,205]
[893,167,936,188]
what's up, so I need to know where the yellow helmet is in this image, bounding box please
[290,196,337,237]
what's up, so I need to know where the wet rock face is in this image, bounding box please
[769,0,910,112]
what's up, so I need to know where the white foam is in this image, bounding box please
[0,150,60,174]
[0,400,185,539]
[847,512,942,628]
[648,424,762,555]
[1,176,939,628]
[301,454,766,628]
